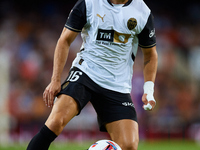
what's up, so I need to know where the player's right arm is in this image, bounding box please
[43,28,79,108]
[43,0,86,107]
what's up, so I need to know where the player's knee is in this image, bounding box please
[119,138,139,150]
[46,116,65,135]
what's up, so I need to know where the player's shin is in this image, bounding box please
[26,125,57,150]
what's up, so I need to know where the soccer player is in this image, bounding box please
[27,0,157,150]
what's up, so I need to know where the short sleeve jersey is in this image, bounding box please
[65,0,156,93]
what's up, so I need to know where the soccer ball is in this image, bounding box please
[88,139,122,150]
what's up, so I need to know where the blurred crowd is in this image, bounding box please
[0,0,200,142]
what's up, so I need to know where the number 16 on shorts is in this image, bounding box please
[67,70,83,82]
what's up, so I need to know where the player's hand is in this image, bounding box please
[43,81,61,108]
[142,81,156,111]
[142,93,156,111]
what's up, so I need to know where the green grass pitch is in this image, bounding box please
[0,140,199,150]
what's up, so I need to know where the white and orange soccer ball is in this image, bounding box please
[88,140,122,150]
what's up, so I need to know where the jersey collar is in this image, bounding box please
[107,0,133,7]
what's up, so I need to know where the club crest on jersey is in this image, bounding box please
[127,18,137,30]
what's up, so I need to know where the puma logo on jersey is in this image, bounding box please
[97,14,106,22]
[149,29,155,38]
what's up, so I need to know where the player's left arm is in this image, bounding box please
[138,12,158,111]
[141,46,158,111]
